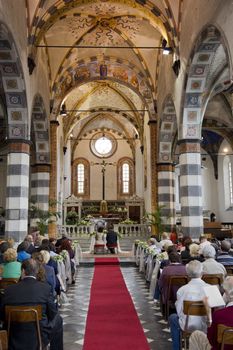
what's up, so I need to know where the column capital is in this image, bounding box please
[148,119,157,126]
[157,163,175,172]
[31,164,51,173]
[7,139,32,154]
[50,120,60,127]
[178,139,201,154]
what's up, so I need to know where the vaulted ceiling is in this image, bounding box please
[27,0,182,148]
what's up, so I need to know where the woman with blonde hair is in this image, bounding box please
[32,251,56,293]
[189,243,204,262]
[1,248,21,279]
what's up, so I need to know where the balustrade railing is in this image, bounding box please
[59,224,95,239]
[58,223,150,239]
[114,224,150,237]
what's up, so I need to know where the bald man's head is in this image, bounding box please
[221,240,231,252]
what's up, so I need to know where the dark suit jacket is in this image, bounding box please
[2,277,59,349]
[106,230,118,246]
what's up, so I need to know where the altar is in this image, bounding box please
[63,194,144,225]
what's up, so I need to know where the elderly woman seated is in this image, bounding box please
[189,243,204,262]
[1,248,21,279]
[202,244,227,277]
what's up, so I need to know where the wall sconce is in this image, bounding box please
[63,175,67,181]
[172,59,181,77]
[60,104,67,116]
[140,145,144,154]
[162,39,173,55]
[63,146,67,155]
[27,56,36,75]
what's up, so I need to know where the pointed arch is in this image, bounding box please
[181,24,231,140]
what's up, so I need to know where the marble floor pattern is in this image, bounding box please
[60,266,172,350]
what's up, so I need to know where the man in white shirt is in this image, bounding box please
[168,260,209,350]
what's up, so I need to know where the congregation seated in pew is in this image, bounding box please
[216,240,233,266]
[0,259,63,350]
[158,252,186,307]
[135,231,233,350]
[202,245,227,277]
[189,276,233,350]
[0,248,21,279]
[168,260,210,350]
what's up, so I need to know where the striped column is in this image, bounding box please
[148,120,158,212]
[5,141,30,242]
[48,120,59,237]
[179,140,203,238]
[157,163,176,231]
[30,164,50,227]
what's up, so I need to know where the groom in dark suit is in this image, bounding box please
[1,258,63,350]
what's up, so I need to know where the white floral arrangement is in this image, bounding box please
[60,250,69,260]
[156,252,168,261]
[89,231,97,237]
[52,254,64,262]
[137,241,149,249]
[71,240,79,249]
[147,247,158,257]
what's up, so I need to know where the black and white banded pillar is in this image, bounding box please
[5,141,30,242]
[30,164,50,227]
[157,163,176,231]
[179,140,203,238]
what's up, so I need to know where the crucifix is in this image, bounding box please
[91,159,116,200]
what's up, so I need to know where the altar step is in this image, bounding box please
[78,234,150,253]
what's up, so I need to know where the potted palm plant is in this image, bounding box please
[145,205,170,239]
[30,199,60,236]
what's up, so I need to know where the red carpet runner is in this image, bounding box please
[83,258,150,350]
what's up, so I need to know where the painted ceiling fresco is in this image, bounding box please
[27,0,182,155]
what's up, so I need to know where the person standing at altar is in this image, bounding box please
[106,223,118,254]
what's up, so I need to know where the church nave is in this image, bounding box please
[61,264,172,350]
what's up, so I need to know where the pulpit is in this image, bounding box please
[204,221,232,240]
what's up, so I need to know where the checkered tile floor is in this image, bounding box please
[60,266,172,350]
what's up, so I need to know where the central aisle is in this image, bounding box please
[60,264,172,350]
[83,258,150,350]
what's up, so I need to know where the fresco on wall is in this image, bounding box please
[53,59,155,119]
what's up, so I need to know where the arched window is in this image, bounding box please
[122,163,129,194]
[117,158,135,199]
[77,164,85,194]
[223,156,233,209]
[72,158,90,198]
